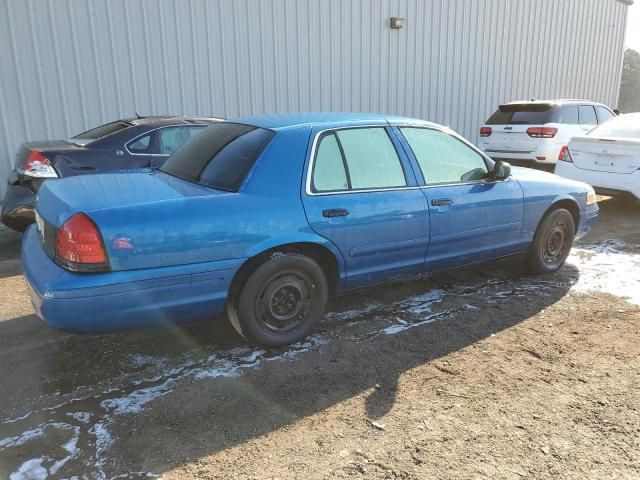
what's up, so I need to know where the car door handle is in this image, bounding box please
[431,198,454,207]
[323,208,350,218]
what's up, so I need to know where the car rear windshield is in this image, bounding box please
[588,115,640,139]
[160,122,275,191]
[72,121,132,140]
[485,104,553,125]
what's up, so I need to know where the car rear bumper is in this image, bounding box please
[1,175,37,231]
[22,225,244,333]
[484,142,563,166]
[554,162,640,200]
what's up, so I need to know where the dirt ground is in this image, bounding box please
[0,197,639,480]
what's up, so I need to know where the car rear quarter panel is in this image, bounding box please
[90,127,346,280]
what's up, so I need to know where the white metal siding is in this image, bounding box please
[0,0,629,197]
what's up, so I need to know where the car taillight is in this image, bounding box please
[526,127,558,138]
[479,126,492,137]
[56,213,109,271]
[22,150,58,178]
[558,145,573,163]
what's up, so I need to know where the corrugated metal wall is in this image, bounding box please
[0,0,629,198]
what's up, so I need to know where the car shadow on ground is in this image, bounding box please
[0,252,580,477]
[110,260,580,476]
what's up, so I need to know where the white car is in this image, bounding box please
[479,100,616,169]
[554,113,640,201]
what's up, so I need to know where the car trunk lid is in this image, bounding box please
[16,140,82,170]
[569,137,640,174]
[34,170,229,270]
[35,170,217,227]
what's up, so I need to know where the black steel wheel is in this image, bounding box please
[228,253,328,347]
[526,208,575,274]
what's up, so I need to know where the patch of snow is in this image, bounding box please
[9,457,48,480]
[569,241,640,305]
[0,426,45,449]
[101,380,175,415]
[66,412,91,424]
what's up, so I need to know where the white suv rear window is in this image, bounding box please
[486,104,553,125]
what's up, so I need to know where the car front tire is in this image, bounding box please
[228,253,329,348]
[526,208,575,274]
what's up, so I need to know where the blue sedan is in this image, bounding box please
[22,113,599,347]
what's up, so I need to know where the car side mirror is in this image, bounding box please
[492,161,511,181]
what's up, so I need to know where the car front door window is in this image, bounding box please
[595,106,615,124]
[399,127,488,184]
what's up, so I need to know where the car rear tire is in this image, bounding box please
[227,253,328,348]
[525,208,575,274]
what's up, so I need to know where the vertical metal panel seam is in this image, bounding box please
[190,0,201,114]
[87,0,107,118]
[104,0,124,116]
[6,1,32,136]
[122,1,140,115]
[26,0,51,134]
[66,0,88,127]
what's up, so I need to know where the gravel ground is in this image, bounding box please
[0,197,638,480]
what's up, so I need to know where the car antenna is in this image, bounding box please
[135,111,142,119]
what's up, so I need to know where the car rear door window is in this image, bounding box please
[555,106,579,124]
[127,133,153,153]
[400,127,488,185]
[336,128,406,189]
[578,106,598,125]
[595,106,615,124]
[312,134,349,192]
[311,127,407,192]
[160,123,275,191]
[158,126,206,155]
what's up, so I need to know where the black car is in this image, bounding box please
[1,116,221,231]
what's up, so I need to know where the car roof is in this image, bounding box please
[502,99,610,108]
[123,116,223,127]
[228,112,442,131]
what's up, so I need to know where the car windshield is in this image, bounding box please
[486,104,553,125]
[160,122,275,191]
[588,115,640,139]
[72,121,132,140]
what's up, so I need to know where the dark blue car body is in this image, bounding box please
[22,113,598,336]
[1,116,220,231]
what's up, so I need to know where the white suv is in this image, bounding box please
[478,100,616,168]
